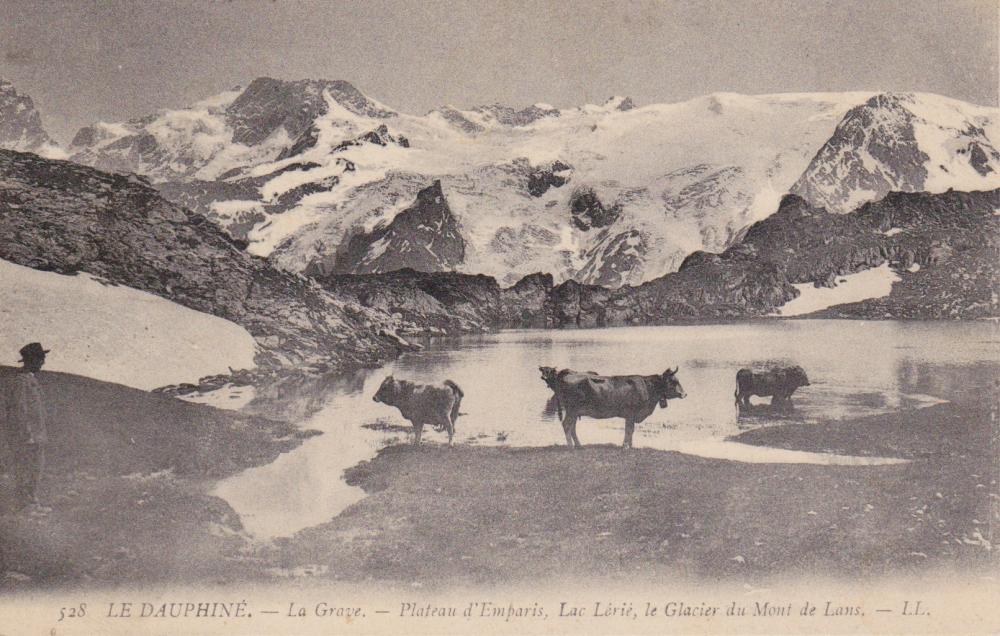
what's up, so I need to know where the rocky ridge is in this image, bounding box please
[322,188,1000,331]
[0,149,404,376]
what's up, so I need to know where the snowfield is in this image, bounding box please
[66,84,1000,286]
[0,259,257,390]
[775,263,901,317]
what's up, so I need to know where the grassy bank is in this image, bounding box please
[0,368,312,587]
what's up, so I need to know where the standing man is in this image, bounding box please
[2,343,49,509]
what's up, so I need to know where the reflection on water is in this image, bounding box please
[214,320,999,540]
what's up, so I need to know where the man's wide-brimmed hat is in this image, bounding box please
[18,342,50,362]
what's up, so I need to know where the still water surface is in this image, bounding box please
[214,320,999,539]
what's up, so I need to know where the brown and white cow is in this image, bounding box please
[734,366,810,411]
[549,368,686,448]
[372,376,464,445]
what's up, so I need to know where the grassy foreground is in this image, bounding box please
[272,400,997,586]
[0,368,310,586]
[0,368,996,589]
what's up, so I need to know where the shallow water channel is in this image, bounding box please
[213,320,999,539]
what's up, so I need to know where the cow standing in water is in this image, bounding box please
[734,366,810,411]
[548,368,686,448]
[372,376,464,445]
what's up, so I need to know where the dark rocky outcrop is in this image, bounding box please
[569,187,621,230]
[330,180,465,275]
[0,149,402,375]
[526,160,572,197]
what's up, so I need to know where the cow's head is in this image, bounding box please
[656,367,686,407]
[539,366,559,390]
[373,376,398,405]
[789,365,810,388]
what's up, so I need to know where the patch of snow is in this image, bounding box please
[0,258,257,391]
[907,263,921,273]
[34,143,68,160]
[776,263,901,317]
[881,227,903,236]
[209,199,264,221]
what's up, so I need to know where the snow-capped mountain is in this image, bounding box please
[0,79,61,157]
[791,93,1000,213]
[60,79,1000,286]
[68,78,395,182]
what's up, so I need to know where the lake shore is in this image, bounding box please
[0,369,995,590]
[272,399,997,587]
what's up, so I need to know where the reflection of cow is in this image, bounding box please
[539,366,597,418]
[735,366,810,411]
[551,368,686,448]
[372,376,463,445]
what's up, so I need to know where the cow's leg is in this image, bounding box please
[413,422,424,445]
[561,413,576,447]
[623,419,635,449]
[570,421,582,448]
[446,417,455,446]
[780,392,794,411]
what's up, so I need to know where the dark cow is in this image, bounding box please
[551,368,686,448]
[373,376,464,445]
[539,366,597,418]
[734,366,810,410]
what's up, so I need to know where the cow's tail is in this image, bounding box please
[444,380,464,422]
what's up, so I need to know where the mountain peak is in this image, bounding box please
[0,79,56,153]
[226,77,395,146]
[791,91,1000,213]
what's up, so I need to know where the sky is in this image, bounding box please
[1,0,997,144]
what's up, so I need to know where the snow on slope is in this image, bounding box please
[0,259,257,390]
[775,263,901,316]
